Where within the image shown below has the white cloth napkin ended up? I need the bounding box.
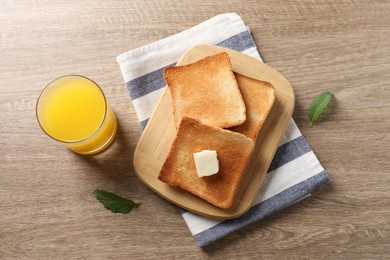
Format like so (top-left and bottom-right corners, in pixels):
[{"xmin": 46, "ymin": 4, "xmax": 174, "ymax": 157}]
[{"xmin": 116, "ymin": 13, "xmax": 329, "ymax": 247}]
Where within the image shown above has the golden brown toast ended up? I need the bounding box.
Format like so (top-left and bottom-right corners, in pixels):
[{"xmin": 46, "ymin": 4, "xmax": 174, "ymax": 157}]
[
  {"xmin": 229, "ymin": 73, "xmax": 275, "ymax": 141},
  {"xmin": 163, "ymin": 52, "xmax": 246, "ymax": 129},
  {"xmin": 158, "ymin": 117, "xmax": 255, "ymax": 209}
]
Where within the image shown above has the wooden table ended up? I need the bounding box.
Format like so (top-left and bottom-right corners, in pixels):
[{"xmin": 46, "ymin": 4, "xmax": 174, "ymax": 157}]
[{"xmin": 1, "ymin": 1, "xmax": 389, "ymax": 259}]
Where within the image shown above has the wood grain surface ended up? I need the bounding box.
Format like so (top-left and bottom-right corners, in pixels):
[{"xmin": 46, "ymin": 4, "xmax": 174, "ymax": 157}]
[{"xmin": 1, "ymin": 0, "xmax": 389, "ymax": 259}]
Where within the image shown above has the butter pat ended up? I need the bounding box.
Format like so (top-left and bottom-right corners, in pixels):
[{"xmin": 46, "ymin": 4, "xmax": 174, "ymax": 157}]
[{"xmin": 193, "ymin": 150, "xmax": 219, "ymax": 177}]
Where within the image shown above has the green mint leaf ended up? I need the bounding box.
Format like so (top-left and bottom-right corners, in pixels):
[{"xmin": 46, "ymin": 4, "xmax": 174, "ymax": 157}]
[
  {"xmin": 308, "ymin": 91, "xmax": 333, "ymax": 127},
  {"xmin": 93, "ymin": 189, "xmax": 141, "ymax": 214}
]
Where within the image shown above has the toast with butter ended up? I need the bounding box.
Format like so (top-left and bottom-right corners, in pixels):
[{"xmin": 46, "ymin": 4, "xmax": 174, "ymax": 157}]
[
  {"xmin": 163, "ymin": 52, "xmax": 246, "ymax": 129},
  {"xmin": 158, "ymin": 117, "xmax": 255, "ymax": 209},
  {"xmin": 229, "ymin": 73, "xmax": 275, "ymax": 141}
]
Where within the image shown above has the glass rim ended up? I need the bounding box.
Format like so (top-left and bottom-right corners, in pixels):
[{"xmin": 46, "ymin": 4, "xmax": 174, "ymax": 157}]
[{"xmin": 36, "ymin": 74, "xmax": 108, "ymax": 144}]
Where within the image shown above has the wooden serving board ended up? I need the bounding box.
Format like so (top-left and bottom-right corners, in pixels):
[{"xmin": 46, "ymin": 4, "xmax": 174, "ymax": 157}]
[{"xmin": 133, "ymin": 45, "xmax": 295, "ymax": 219}]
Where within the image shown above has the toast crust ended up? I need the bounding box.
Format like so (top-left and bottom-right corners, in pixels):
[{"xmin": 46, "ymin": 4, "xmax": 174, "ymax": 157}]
[
  {"xmin": 158, "ymin": 117, "xmax": 255, "ymax": 209},
  {"xmin": 229, "ymin": 73, "xmax": 275, "ymax": 140},
  {"xmin": 164, "ymin": 52, "xmax": 246, "ymax": 129}
]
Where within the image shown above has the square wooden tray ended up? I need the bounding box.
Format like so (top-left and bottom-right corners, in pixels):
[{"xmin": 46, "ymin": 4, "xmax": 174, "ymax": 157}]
[{"xmin": 133, "ymin": 45, "xmax": 295, "ymax": 219}]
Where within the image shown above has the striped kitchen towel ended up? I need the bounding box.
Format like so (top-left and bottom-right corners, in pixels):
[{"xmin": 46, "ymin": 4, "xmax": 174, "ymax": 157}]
[{"xmin": 116, "ymin": 13, "xmax": 329, "ymax": 247}]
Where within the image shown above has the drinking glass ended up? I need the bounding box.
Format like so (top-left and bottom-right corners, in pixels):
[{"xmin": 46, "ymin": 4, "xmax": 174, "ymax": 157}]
[{"xmin": 36, "ymin": 75, "xmax": 117, "ymax": 155}]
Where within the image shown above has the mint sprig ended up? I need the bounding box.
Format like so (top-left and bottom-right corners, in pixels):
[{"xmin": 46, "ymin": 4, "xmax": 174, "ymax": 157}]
[
  {"xmin": 93, "ymin": 189, "xmax": 141, "ymax": 214},
  {"xmin": 308, "ymin": 91, "xmax": 333, "ymax": 127}
]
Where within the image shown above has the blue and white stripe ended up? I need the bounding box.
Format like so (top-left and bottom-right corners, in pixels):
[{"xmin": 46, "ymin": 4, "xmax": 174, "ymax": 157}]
[{"xmin": 117, "ymin": 13, "xmax": 329, "ymax": 247}]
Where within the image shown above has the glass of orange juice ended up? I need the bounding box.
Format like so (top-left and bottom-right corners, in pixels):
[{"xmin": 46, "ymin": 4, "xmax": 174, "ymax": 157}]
[{"xmin": 36, "ymin": 75, "xmax": 117, "ymax": 155}]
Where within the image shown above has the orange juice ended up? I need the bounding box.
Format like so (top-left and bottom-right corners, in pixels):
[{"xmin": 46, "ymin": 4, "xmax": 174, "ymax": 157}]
[{"xmin": 36, "ymin": 75, "xmax": 117, "ymax": 155}]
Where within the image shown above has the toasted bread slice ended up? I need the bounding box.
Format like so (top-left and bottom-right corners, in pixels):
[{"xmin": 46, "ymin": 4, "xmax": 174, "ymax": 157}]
[
  {"xmin": 158, "ymin": 117, "xmax": 255, "ymax": 209},
  {"xmin": 164, "ymin": 52, "xmax": 246, "ymax": 129},
  {"xmin": 229, "ymin": 73, "xmax": 275, "ymax": 141}
]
